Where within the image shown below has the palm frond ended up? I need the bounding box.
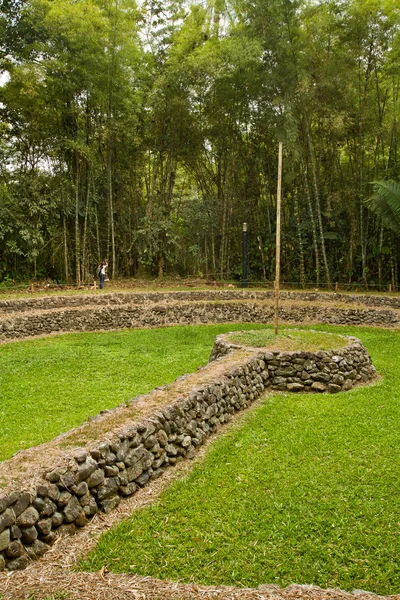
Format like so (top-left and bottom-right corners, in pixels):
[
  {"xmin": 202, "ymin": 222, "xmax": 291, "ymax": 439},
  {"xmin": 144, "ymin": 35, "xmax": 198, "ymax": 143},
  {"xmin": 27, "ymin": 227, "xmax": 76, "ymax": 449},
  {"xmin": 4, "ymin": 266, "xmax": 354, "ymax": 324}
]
[{"xmin": 365, "ymin": 180, "xmax": 400, "ymax": 236}]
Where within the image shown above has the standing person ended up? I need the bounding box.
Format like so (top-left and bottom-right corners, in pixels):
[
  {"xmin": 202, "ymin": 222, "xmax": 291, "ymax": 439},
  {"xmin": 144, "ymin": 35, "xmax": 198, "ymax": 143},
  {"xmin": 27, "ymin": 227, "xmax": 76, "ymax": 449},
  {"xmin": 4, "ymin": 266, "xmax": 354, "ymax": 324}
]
[{"xmin": 99, "ymin": 259, "xmax": 108, "ymax": 289}]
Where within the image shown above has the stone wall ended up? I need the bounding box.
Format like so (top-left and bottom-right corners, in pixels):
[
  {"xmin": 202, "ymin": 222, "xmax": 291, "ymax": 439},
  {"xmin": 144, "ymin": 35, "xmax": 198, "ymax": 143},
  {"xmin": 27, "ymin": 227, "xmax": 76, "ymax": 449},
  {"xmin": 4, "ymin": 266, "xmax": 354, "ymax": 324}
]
[
  {"xmin": 0, "ymin": 334, "xmax": 375, "ymax": 572},
  {"xmin": 0, "ymin": 298, "xmax": 399, "ymax": 341},
  {"xmin": 210, "ymin": 333, "xmax": 375, "ymax": 394},
  {"xmin": 1, "ymin": 289, "xmax": 400, "ymax": 316}
]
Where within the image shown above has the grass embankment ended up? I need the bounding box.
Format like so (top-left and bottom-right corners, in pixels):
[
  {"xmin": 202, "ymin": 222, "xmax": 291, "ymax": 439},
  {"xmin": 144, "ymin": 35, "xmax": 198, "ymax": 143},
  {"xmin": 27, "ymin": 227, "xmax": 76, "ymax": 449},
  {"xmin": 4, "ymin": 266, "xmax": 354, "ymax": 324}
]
[
  {"xmin": 0, "ymin": 323, "xmax": 267, "ymax": 462},
  {"xmin": 227, "ymin": 328, "xmax": 347, "ymax": 351},
  {"xmin": 81, "ymin": 326, "xmax": 400, "ymax": 595}
]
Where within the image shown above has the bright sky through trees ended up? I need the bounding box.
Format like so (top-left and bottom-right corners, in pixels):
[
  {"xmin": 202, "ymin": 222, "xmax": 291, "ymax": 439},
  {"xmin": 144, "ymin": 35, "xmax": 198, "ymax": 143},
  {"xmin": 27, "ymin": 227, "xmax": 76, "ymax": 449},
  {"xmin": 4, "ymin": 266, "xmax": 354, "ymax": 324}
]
[{"xmin": 0, "ymin": 0, "xmax": 399, "ymax": 287}]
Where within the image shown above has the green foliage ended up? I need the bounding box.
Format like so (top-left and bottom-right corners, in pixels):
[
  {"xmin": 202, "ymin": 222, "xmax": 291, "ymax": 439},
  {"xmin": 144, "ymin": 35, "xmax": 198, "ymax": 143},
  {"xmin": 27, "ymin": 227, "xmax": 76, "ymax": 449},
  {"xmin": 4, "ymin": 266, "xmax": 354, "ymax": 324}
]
[
  {"xmin": 82, "ymin": 325, "xmax": 400, "ymax": 595},
  {"xmin": 1, "ymin": 0, "xmax": 400, "ymax": 284},
  {"xmin": 366, "ymin": 180, "xmax": 400, "ymax": 236}
]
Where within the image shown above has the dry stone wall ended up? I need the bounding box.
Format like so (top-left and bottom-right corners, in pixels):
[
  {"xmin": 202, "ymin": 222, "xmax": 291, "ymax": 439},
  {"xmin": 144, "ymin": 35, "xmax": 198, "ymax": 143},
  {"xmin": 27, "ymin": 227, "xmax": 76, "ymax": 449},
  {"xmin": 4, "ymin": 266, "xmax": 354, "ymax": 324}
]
[
  {"xmin": 1, "ymin": 289, "xmax": 400, "ymax": 315},
  {"xmin": 0, "ymin": 331, "xmax": 375, "ymax": 572},
  {"xmin": 0, "ymin": 296, "xmax": 399, "ymax": 341},
  {"xmin": 210, "ymin": 333, "xmax": 375, "ymax": 394}
]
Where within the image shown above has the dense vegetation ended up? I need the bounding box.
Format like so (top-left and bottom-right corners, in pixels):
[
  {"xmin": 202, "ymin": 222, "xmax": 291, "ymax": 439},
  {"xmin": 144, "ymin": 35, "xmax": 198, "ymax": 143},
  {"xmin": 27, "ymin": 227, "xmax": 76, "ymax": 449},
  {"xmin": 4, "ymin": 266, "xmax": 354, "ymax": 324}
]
[
  {"xmin": 1, "ymin": 0, "xmax": 400, "ymax": 287},
  {"xmin": 82, "ymin": 325, "xmax": 400, "ymax": 595}
]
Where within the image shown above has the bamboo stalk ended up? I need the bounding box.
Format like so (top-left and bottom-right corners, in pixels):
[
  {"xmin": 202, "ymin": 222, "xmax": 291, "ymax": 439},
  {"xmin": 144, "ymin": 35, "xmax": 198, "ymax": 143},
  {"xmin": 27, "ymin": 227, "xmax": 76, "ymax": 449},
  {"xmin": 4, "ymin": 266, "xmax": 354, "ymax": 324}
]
[{"xmin": 274, "ymin": 142, "xmax": 283, "ymax": 335}]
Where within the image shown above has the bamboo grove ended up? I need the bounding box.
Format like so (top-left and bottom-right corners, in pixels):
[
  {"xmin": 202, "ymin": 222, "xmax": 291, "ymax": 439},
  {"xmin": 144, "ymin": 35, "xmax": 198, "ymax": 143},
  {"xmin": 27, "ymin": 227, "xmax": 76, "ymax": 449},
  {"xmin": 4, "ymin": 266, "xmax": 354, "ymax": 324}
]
[{"xmin": 0, "ymin": 0, "xmax": 400, "ymax": 287}]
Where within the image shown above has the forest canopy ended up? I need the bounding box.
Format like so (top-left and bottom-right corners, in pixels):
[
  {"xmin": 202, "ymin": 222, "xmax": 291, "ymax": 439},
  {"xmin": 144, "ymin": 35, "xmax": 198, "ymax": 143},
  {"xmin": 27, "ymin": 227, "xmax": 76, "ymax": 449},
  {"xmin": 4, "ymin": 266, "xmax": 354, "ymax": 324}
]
[{"xmin": 0, "ymin": 0, "xmax": 399, "ymax": 287}]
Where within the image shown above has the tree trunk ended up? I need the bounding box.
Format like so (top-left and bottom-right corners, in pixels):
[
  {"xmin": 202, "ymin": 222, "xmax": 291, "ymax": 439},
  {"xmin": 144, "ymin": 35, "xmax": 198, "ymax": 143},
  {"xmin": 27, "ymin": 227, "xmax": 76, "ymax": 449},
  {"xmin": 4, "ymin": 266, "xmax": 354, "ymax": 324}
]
[
  {"xmin": 63, "ymin": 214, "xmax": 69, "ymax": 284},
  {"xmin": 108, "ymin": 152, "xmax": 116, "ymax": 279},
  {"xmin": 106, "ymin": 0, "xmax": 118, "ymax": 279},
  {"xmin": 212, "ymin": 233, "xmax": 216, "ymax": 277},
  {"xmin": 95, "ymin": 205, "xmax": 101, "ymax": 266},
  {"xmin": 205, "ymin": 239, "xmax": 209, "ymax": 278},
  {"xmin": 302, "ymin": 163, "xmax": 320, "ymax": 287},
  {"xmin": 257, "ymin": 235, "xmax": 267, "ymax": 281},
  {"xmin": 82, "ymin": 173, "xmax": 90, "ymax": 283},
  {"xmin": 304, "ymin": 119, "xmax": 331, "ymax": 286},
  {"xmin": 294, "ymin": 192, "xmax": 305, "ymax": 288},
  {"xmin": 75, "ymin": 166, "xmax": 81, "ymax": 286},
  {"xmin": 378, "ymin": 222, "xmax": 384, "ymax": 290}
]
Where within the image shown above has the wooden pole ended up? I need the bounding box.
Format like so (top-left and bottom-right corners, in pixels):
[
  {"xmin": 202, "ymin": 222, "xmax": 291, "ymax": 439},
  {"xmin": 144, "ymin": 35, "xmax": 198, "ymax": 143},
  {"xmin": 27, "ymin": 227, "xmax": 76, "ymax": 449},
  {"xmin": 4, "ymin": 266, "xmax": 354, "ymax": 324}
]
[{"xmin": 274, "ymin": 142, "xmax": 283, "ymax": 335}]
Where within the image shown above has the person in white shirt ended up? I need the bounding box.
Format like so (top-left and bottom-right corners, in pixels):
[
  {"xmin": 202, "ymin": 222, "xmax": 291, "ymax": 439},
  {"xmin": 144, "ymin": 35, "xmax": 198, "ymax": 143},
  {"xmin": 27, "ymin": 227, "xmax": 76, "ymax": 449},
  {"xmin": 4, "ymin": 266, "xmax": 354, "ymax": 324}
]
[{"xmin": 99, "ymin": 259, "xmax": 108, "ymax": 289}]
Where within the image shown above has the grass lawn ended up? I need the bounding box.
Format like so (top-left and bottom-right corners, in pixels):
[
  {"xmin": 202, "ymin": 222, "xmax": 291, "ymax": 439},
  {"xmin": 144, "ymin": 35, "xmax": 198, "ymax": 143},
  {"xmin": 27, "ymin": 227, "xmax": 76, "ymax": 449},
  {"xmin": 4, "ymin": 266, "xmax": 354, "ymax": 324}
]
[
  {"xmin": 0, "ymin": 323, "xmax": 268, "ymax": 461},
  {"xmin": 226, "ymin": 328, "xmax": 348, "ymax": 351},
  {"xmin": 81, "ymin": 325, "xmax": 400, "ymax": 596}
]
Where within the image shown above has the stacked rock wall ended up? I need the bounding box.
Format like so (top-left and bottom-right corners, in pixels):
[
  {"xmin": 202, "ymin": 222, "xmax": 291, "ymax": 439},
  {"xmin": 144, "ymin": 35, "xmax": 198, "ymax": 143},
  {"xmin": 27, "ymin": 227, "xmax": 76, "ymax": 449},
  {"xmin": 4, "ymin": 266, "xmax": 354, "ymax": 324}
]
[
  {"xmin": 210, "ymin": 334, "xmax": 375, "ymax": 394},
  {"xmin": 0, "ymin": 297, "xmax": 399, "ymax": 341},
  {"xmin": 1, "ymin": 289, "xmax": 400, "ymax": 314},
  {"xmin": 0, "ymin": 334, "xmax": 375, "ymax": 572}
]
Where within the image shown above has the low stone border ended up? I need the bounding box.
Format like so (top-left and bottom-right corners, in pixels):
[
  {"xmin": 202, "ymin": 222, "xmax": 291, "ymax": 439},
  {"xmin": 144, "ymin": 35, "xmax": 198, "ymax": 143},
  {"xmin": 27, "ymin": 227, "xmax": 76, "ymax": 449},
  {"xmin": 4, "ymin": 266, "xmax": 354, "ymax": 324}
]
[
  {"xmin": 1, "ymin": 289, "xmax": 400, "ymax": 315},
  {"xmin": 0, "ymin": 332, "xmax": 375, "ymax": 573},
  {"xmin": 210, "ymin": 332, "xmax": 376, "ymax": 394},
  {"xmin": 0, "ymin": 297, "xmax": 399, "ymax": 341}
]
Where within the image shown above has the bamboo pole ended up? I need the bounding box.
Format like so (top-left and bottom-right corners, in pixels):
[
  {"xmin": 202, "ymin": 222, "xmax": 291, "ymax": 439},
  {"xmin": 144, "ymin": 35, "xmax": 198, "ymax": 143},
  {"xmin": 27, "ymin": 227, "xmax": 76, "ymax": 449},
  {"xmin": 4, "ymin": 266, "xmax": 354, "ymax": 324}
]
[{"xmin": 274, "ymin": 142, "xmax": 283, "ymax": 335}]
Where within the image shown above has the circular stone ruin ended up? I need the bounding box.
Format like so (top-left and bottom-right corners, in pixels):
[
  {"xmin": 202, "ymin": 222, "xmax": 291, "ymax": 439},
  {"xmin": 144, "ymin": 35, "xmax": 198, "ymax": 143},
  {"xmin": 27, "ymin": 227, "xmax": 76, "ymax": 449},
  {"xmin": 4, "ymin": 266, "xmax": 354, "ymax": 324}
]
[
  {"xmin": 209, "ymin": 329, "xmax": 376, "ymax": 394},
  {"xmin": 0, "ymin": 328, "xmax": 377, "ymax": 576}
]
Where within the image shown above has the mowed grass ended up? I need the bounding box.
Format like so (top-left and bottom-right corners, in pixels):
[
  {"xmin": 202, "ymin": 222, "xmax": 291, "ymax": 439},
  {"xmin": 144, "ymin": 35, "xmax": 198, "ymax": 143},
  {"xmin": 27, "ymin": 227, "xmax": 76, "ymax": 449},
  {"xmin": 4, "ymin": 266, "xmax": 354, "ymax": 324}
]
[
  {"xmin": 227, "ymin": 328, "xmax": 347, "ymax": 351},
  {"xmin": 81, "ymin": 325, "xmax": 400, "ymax": 595},
  {"xmin": 0, "ymin": 323, "xmax": 269, "ymax": 461}
]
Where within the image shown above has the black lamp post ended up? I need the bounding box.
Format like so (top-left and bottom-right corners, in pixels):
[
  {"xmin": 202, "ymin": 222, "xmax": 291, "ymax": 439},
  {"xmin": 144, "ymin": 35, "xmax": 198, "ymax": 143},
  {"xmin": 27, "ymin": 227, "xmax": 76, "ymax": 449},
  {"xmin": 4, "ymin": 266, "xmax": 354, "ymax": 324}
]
[{"xmin": 242, "ymin": 222, "xmax": 248, "ymax": 288}]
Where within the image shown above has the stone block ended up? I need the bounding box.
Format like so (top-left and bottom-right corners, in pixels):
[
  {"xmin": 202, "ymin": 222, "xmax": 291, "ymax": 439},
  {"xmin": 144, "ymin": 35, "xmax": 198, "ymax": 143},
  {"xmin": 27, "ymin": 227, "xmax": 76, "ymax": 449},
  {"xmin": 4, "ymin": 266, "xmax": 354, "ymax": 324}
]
[
  {"xmin": 5, "ymin": 540, "xmax": 24, "ymax": 559},
  {"xmin": 52, "ymin": 512, "xmax": 64, "ymax": 528},
  {"xmin": 104, "ymin": 465, "xmax": 119, "ymax": 477},
  {"xmin": 0, "ymin": 509, "xmax": 15, "ymax": 534},
  {"xmin": 59, "ymin": 471, "xmax": 76, "ymax": 490},
  {"xmin": 87, "ymin": 469, "xmax": 105, "ymax": 488},
  {"xmin": 156, "ymin": 429, "xmax": 168, "ymax": 447},
  {"xmin": 135, "ymin": 471, "xmax": 151, "ymax": 487},
  {"xmin": 39, "ymin": 499, "xmax": 57, "ymax": 518},
  {"xmin": 10, "ymin": 525, "xmax": 21, "ymax": 540},
  {"xmin": 0, "ymin": 529, "xmax": 10, "ymax": 552},
  {"xmin": 0, "ymin": 492, "xmax": 19, "ymax": 514},
  {"xmin": 311, "ymin": 372, "xmax": 331, "ymax": 383},
  {"xmin": 96, "ymin": 477, "xmax": 119, "ymax": 501},
  {"xmin": 343, "ymin": 379, "xmax": 353, "ymax": 391},
  {"xmin": 287, "ymin": 383, "xmax": 305, "ymax": 392},
  {"xmin": 77, "ymin": 458, "xmax": 98, "ymax": 483},
  {"xmin": 28, "ymin": 540, "xmax": 49, "ymax": 557},
  {"xmin": 6, "ymin": 555, "xmax": 29, "ymax": 571},
  {"xmin": 119, "ymin": 482, "xmax": 137, "ymax": 497},
  {"xmin": 45, "ymin": 470, "xmax": 61, "ymax": 484},
  {"xmin": 63, "ymin": 497, "xmax": 82, "ymax": 523},
  {"xmin": 21, "ymin": 526, "xmax": 38, "ymax": 545},
  {"xmin": 124, "ymin": 462, "xmax": 143, "ymax": 483},
  {"xmin": 17, "ymin": 507, "xmax": 39, "ymax": 528},
  {"xmin": 57, "ymin": 524, "xmax": 76, "ymax": 537},
  {"xmin": 12, "ymin": 493, "xmax": 31, "ymax": 517},
  {"xmin": 311, "ymin": 382, "xmax": 327, "ymax": 393},
  {"xmin": 37, "ymin": 519, "xmax": 52, "ymax": 536},
  {"xmin": 74, "ymin": 511, "xmax": 88, "ymax": 528},
  {"xmin": 83, "ymin": 498, "xmax": 98, "ymax": 516},
  {"xmin": 99, "ymin": 496, "xmax": 120, "ymax": 514},
  {"xmin": 71, "ymin": 482, "xmax": 88, "ymax": 497},
  {"xmin": 328, "ymin": 384, "xmax": 341, "ymax": 394}
]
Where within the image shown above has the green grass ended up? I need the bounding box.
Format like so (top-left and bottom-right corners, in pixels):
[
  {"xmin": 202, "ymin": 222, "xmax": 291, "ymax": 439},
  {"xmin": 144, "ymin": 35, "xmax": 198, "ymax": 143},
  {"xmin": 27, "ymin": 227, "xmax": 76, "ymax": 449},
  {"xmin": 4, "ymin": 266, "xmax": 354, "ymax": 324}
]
[
  {"xmin": 227, "ymin": 328, "xmax": 347, "ymax": 351},
  {"xmin": 0, "ymin": 323, "xmax": 267, "ymax": 461},
  {"xmin": 81, "ymin": 325, "xmax": 400, "ymax": 596}
]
